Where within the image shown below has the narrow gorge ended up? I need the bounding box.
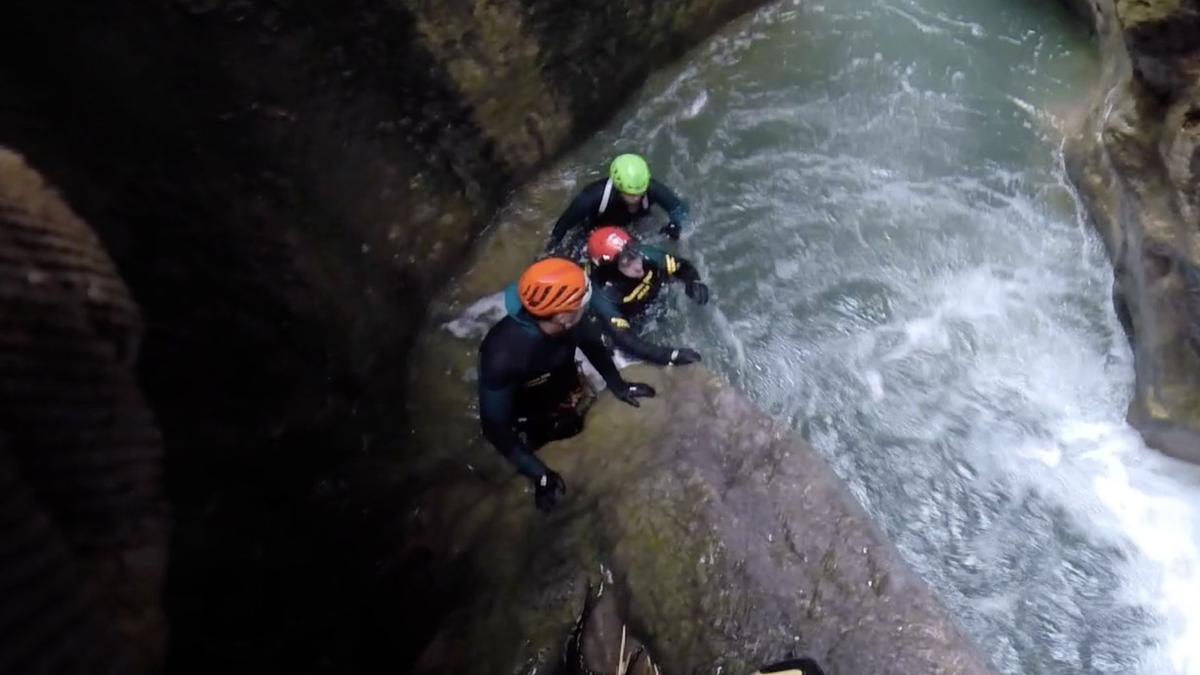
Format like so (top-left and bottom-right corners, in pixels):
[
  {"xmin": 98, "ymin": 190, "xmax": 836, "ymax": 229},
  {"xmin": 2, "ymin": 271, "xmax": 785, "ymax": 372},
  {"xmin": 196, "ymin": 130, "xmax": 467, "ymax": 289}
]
[{"xmin": 2, "ymin": 1, "xmax": 1199, "ymax": 674}]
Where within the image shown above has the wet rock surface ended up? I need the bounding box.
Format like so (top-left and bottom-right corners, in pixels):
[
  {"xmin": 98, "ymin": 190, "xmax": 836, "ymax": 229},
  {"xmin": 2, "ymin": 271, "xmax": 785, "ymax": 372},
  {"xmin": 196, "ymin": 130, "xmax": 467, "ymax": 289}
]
[
  {"xmin": 407, "ymin": 365, "xmax": 995, "ymax": 675},
  {"xmin": 1062, "ymin": 0, "xmax": 1200, "ymax": 460},
  {"xmin": 0, "ymin": 1, "xmax": 766, "ymax": 672}
]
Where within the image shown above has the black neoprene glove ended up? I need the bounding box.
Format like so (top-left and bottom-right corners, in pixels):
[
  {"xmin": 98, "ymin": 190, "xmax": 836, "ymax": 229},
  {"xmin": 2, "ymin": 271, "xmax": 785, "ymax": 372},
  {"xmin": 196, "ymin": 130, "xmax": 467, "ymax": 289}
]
[
  {"xmin": 670, "ymin": 348, "xmax": 702, "ymax": 365},
  {"xmin": 685, "ymin": 281, "xmax": 709, "ymax": 305},
  {"xmin": 755, "ymin": 657, "xmax": 827, "ymax": 675},
  {"xmin": 534, "ymin": 470, "xmax": 566, "ymax": 512},
  {"xmin": 546, "ymin": 413, "xmax": 584, "ymax": 440},
  {"xmin": 612, "ymin": 381, "xmax": 656, "ymax": 407},
  {"xmin": 660, "ymin": 221, "xmax": 681, "ymax": 240}
]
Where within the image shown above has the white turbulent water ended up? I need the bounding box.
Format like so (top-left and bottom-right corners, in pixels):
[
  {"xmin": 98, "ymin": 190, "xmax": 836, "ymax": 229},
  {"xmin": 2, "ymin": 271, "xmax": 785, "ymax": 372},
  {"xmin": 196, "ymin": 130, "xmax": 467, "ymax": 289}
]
[{"xmin": 458, "ymin": 0, "xmax": 1200, "ymax": 671}]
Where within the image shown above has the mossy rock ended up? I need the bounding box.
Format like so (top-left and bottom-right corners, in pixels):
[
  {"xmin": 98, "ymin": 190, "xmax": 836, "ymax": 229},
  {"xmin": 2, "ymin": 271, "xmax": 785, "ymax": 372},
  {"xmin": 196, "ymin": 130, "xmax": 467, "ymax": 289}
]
[
  {"xmin": 412, "ymin": 366, "xmax": 994, "ymax": 674},
  {"xmin": 1115, "ymin": 0, "xmax": 1188, "ymax": 26}
]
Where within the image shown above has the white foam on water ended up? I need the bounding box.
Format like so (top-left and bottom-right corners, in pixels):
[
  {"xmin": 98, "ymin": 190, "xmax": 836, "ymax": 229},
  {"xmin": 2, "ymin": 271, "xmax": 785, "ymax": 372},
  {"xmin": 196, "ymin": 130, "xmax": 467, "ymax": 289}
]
[
  {"xmin": 890, "ymin": 248, "xmax": 1200, "ymax": 674},
  {"xmin": 442, "ymin": 291, "xmax": 507, "ymax": 339},
  {"xmin": 994, "ymin": 416, "xmax": 1200, "ymax": 674},
  {"xmin": 682, "ymin": 90, "xmax": 709, "ymax": 120},
  {"xmin": 881, "ymin": 3, "xmax": 946, "ymax": 35},
  {"xmin": 1080, "ymin": 426, "xmax": 1200, "ymax": 674}
]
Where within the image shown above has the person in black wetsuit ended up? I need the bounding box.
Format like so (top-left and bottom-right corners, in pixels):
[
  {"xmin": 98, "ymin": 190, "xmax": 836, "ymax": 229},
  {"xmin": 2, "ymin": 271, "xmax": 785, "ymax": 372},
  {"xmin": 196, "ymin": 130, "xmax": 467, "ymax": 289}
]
[
  {"xmin": 586, "ymin": 225, "xmax": 709, "ymax": 366},
  {"xmin": 478, "ymin": 258, "xmax": 656, "ymax": 512},
  {"xmin": 546, "ymin": 153, "xmax": 689, "ymax": 254}
]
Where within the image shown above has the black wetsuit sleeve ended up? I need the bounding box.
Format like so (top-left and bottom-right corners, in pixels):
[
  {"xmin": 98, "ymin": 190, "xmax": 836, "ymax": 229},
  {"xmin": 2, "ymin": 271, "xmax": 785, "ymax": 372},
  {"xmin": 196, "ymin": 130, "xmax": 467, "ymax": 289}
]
[
  {"xmin": 647, "ymin": 178, "xmax": 688, "ymax": 226},
  {"xmin": 642, "ymin": 245, "xmax": 701, "ymax": 284},
  {"xmin": 590, "ymin": 293, "xmax": 678, "ymax": 366},
  {"xmin": 576, "ymin": 312, "xmax": 627, "ymax": 390},
  {"xmin": 478, "ymin": 337, "xmax": 549, "ymax": 481},
  {"xmin": 607, "ymin": 324, "xmax": 679, "ymax": 365},
  {"xmin": 671, "ymin": 254, "xmax": 701, "ymax": 283},
  {"xmin": 549, "ymin": 181, "xmax": 604, "ymax": 247}
]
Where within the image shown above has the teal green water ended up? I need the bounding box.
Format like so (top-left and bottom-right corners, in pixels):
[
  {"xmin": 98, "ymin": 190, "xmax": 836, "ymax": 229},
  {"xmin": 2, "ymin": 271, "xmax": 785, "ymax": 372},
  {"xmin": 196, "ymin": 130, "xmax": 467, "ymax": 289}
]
[{"xmin": 439, "ymin": 1, "xmax": 1200, "ymax": 672}]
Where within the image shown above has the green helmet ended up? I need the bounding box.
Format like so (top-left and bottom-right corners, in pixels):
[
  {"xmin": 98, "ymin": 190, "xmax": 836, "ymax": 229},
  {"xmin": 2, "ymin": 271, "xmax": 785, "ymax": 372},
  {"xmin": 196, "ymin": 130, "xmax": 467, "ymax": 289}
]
[{"xmin": 609, "ymin": 153, "xmax": 650, "ymax": 195}]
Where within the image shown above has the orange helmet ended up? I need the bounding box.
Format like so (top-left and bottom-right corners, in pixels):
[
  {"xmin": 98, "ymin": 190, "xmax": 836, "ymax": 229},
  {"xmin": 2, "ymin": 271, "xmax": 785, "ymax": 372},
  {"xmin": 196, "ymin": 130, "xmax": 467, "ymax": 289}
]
[
  {"xmin": 587, "ymin": 226, "xmax": 632, "ymax": 265},
  {"xmin": 518, "ymin": 258, "xmax": 591, "ymax": 317}
]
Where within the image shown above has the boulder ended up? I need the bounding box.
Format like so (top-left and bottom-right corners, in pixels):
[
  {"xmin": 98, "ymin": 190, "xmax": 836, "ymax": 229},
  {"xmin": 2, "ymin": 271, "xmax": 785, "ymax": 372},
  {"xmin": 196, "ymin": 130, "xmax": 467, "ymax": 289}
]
[
  {"xmin": 1062, "ymin": 0, "xmax": 1200, "ymax": 460},
  {"xmin": 407, "ymin": 365, "xmax": 995, "ymax": 674}
]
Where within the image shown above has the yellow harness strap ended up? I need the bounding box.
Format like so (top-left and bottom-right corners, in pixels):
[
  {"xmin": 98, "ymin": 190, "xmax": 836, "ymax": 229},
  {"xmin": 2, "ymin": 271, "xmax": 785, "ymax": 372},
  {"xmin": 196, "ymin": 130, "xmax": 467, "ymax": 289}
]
[{"xmin": 622, "ymin": 270, "xmax": 654, "ymax": 303}]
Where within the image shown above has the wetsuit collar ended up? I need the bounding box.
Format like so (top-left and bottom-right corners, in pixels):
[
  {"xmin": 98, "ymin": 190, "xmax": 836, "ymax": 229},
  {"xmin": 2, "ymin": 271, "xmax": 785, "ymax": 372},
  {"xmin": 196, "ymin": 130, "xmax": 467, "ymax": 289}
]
[{"xmin": 504, "ymin": 283, "xmax": 546, "ymax": 336}]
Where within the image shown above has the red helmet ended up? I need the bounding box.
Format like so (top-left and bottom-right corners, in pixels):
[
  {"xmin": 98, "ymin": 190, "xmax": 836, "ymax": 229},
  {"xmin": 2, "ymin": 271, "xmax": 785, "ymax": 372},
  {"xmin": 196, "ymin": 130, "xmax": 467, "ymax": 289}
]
[
  {"xmin": 518, "ymin": 258, "xmax": 591, "ymax": 317},
  {"xmin": 588, "ymin": 226, "xmax": 633, "ymax": 265}
]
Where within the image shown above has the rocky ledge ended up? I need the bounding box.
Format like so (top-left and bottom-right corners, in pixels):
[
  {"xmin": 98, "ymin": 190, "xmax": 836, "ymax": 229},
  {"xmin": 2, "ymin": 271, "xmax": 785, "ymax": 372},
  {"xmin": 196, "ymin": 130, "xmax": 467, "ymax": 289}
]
[{"xmin": 405, "ymin": 364, "xmax": 995, "ymax": 674}]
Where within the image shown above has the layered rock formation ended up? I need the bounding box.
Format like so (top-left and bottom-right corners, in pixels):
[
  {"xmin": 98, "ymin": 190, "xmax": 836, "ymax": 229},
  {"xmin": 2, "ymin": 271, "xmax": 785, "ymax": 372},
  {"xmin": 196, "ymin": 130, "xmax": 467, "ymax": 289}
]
[
  {"xmin": 0, "ymin": 149, "xmax": 168, "ymax": 674},
  {"xmin": 1062, "ymin": 0, "xmax": 1200, "ymax": 459}
]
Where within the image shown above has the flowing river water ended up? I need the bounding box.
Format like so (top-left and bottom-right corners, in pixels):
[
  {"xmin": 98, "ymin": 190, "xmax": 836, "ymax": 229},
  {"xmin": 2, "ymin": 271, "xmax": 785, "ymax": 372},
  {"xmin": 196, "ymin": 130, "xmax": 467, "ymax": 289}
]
[{"xmin": 420, "ymin": 0, "xmax": 1200, "ymax": 672}]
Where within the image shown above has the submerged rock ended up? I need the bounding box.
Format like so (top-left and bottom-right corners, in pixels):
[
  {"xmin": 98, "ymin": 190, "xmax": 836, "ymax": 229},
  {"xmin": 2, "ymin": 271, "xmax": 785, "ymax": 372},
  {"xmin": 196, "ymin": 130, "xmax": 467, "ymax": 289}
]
[
  {"xmin": 409, "ymin": 365, "xmax": 994, "ymax": 674},
  {"xmin": 1062, "ymin": 0, "xmax": 1200, "ymax": 460}
]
